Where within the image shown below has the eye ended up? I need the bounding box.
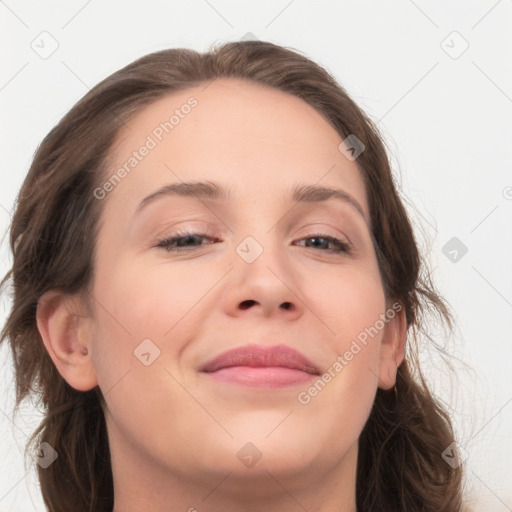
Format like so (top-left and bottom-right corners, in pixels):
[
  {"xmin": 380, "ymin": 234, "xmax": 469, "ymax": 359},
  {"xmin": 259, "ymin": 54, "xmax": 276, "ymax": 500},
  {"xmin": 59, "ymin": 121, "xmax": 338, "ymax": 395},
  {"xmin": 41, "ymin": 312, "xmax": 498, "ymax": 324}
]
[
  {"xmin": 155, "ymin": 230, "xmax": 220, "ymax": 252},
  {"xmin": 293, "ymin": 235, "xmax": 352, "ymax": 255},
  {"xmin": 155, "ymin": 231, "xmax": 352, "ymax": 255}
]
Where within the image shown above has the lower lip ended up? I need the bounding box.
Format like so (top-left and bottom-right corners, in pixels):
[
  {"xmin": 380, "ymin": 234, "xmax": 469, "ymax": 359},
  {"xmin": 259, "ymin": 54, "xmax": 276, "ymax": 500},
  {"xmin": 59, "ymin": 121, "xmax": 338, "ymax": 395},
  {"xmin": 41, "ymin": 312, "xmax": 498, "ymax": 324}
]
[{"xmin": 202, "ymin": 366, "xmax": 317, "ymax": 388}]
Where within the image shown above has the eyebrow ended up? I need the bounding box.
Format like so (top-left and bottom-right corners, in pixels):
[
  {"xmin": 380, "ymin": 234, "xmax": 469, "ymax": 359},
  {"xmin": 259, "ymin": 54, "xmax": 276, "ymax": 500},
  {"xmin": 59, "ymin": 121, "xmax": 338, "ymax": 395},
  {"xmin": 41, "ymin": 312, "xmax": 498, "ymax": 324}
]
[{"xmin": 134, "ymin": 181, "xmax": 367, "ymax": 222}]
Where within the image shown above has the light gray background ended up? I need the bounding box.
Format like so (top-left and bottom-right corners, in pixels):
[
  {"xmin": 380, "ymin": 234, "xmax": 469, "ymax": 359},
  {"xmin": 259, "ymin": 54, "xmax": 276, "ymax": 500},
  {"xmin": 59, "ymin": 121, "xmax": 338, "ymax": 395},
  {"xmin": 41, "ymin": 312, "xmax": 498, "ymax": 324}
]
[{"xmin": 1, "ymin": 1, "xmax": 511, "ymax": 510}]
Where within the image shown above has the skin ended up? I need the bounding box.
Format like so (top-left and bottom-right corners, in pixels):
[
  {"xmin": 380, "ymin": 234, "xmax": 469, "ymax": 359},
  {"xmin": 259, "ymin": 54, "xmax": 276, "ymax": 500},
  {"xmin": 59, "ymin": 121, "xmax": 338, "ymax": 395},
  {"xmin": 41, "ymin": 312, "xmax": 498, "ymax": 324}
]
[{"xmin": 36, "ymin": 78, "xmax": 407, "ymax": 512}]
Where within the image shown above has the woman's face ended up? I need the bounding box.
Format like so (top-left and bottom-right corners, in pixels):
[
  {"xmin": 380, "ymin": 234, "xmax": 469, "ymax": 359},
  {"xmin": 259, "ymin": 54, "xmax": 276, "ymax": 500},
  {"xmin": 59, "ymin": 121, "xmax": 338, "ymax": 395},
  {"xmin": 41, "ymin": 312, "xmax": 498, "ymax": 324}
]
[{"xmin": 51, "ymin": 79, "xmax": 405, "ymax": 495}]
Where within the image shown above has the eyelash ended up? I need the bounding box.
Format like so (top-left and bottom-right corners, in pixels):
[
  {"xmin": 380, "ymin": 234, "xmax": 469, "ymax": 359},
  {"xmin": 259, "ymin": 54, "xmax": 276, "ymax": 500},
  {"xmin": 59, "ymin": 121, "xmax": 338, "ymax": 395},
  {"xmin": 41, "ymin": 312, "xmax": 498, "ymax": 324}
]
[{"xmin": 155, "ymin": 229, "xmax": 352, "ymax": 255}]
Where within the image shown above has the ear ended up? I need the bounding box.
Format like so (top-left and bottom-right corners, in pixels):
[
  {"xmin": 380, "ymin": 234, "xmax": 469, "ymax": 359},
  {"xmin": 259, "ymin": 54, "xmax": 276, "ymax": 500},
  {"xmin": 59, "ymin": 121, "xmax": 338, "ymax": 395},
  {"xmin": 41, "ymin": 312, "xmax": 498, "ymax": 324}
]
[
  {"xmin": 377, "ymin": 302, "xmax": 407, "ymax": 390},
  {"xmin": 36, "ymin": 289, "xmax": 98, "ymax": 392}
]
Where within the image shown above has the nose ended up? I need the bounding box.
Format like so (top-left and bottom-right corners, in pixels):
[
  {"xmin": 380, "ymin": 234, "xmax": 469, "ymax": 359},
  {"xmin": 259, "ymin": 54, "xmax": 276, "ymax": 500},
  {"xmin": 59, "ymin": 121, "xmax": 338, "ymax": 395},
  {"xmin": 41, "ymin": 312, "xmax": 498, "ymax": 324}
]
[{"xmin": 221, "ymin": 238, "xmax": 304, "ymax": 321}]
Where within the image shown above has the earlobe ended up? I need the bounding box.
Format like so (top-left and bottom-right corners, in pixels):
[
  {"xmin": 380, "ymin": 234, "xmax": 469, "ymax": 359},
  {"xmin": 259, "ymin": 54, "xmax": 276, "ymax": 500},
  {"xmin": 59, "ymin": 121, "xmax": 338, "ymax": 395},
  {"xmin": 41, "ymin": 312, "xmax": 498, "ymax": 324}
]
[
  {"xmin": 377, "ymin": 303, "xmax": 407, "ymax": 390},
  {"xmin": 36, "ymin": 289, "xmax": 98, "ymax": 392}
]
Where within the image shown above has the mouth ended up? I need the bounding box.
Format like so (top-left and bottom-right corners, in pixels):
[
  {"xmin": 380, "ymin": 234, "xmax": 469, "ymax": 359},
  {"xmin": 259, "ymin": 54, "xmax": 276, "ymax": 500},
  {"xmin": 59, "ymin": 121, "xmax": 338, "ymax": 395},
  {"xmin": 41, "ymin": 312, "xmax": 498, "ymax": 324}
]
[{"xmin": 199, "ymin": 344, "xmax": 321, "ymax": 388}]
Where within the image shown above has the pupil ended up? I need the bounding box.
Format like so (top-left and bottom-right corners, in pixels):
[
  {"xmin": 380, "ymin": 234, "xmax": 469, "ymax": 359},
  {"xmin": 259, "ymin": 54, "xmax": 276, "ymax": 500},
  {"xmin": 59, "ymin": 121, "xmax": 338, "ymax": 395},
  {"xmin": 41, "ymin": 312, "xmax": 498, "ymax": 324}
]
[
  {"xmin": 179, "ymin": 235, "xmax": 198, "ymax": 246},
  {"xmin": 310, "ymin": 237, "xmax": 326, "ymax": 248}
]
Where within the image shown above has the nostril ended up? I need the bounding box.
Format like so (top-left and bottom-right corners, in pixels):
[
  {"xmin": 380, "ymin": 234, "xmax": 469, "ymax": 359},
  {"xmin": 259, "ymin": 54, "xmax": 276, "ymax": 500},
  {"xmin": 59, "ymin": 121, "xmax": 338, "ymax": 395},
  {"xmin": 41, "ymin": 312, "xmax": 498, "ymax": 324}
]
[
  {"xmin": 240, "ymin": 300, "xmax": 257, "ymax": 310},
  {"xmin": 280, "ymin": 302, "xmax": 293, "ymax": 310}
]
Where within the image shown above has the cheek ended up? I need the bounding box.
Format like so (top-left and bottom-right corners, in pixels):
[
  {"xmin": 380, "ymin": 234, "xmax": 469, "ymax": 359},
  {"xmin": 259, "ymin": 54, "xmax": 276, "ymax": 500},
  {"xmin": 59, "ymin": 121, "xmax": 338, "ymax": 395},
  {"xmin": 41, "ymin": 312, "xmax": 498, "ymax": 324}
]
[
  {"xmin": 89, "ymin": 258, "xmax": 220, "ymax": 388},
  {"xmin": 88, "ymin": 262, "xmax": 198, "ymax": 442},
  {"xmin": 94, "ymin": 257, "xmax": 215, "ymax": 336},
  {"xmin": 304, "ymin": 262, "xmax": 386, "ymax": 343},
  {"xmin": 301, "ymin": 263, "xmax": 385, "ymax": 401},
  {"xmin": 88, "ymin": 258, "xmax": 225, "ymax": 470}
]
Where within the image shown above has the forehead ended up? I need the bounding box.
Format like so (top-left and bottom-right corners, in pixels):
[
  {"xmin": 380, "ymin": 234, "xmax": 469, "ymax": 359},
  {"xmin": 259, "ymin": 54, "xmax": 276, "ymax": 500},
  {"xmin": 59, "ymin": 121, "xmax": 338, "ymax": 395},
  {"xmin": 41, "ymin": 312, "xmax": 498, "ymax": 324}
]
[{"xmin": 102, "ymin": 77, "xmax": 368, "ymax": 217}]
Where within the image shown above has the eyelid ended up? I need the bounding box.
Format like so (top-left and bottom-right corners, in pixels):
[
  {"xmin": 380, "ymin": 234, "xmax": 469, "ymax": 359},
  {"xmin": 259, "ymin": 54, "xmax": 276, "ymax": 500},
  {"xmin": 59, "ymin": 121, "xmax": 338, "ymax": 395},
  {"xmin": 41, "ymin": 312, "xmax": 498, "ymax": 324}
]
[
  {"xmin": 294, "ymin": 222, "xmax": 353, "ymax": 245},
  {"xmin": 155, "ymin": 222, "xmax": 351, "ymax": 244},
  {"xmin": 154, "ymin": 221, "xmax": 218, "ymax": 239}
]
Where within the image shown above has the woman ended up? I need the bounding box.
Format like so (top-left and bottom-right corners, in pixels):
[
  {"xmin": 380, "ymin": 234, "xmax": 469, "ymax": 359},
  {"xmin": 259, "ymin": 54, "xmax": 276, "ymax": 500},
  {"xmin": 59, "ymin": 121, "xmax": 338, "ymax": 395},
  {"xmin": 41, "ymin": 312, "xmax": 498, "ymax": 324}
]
[{"xmin": 0, "ymin": 40, "xmax": 464, "ymax": 511}]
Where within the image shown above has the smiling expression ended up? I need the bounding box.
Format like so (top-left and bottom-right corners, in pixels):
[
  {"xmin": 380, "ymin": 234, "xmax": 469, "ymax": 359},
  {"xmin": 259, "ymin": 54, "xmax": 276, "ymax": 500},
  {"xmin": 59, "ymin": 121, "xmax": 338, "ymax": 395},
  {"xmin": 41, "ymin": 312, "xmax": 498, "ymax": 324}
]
[{"xmin": 69, "ymin": 77, "xmax": 403, "ymax": 492}]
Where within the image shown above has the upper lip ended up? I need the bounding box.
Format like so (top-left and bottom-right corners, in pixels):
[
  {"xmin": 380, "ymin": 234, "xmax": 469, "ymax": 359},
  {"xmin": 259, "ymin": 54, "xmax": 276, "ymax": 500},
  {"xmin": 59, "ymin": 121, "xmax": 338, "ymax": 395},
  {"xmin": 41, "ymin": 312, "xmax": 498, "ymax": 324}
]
[{"xmin": 199, "ymin": 344, "xmax": 320, "ymax": 375}]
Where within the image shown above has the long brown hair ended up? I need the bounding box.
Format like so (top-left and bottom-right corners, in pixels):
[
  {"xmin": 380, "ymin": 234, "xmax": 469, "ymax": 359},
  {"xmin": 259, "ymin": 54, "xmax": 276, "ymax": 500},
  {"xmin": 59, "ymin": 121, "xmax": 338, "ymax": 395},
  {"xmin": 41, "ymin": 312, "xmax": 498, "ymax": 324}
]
[{"xmin": 0, "ymin": 40, "xmax": 464, "ymax": 511}]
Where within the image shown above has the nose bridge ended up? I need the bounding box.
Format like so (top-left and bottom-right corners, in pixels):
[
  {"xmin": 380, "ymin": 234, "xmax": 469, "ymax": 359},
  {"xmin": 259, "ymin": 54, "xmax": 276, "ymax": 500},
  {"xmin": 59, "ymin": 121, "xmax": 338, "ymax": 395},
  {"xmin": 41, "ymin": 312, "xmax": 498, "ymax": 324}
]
[
  {"xmin": 235, "ymin": 232, "xmax": 288, "ymax": 287},
  {"xmin": 222, "ymin": 230, "xmax": 302, "ymax": 318}
]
